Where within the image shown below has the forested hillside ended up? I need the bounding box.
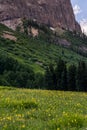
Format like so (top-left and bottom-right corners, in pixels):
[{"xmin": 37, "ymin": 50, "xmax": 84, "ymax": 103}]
[{"xmin": 0, "ymin": 23, "xmax": 87, "ymax": 91}]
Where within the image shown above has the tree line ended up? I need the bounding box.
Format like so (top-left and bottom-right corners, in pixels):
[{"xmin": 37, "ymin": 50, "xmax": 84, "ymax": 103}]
[
  {"xmin": 0, "ymin": 54, "xmax": 87, "ymax": 91},
  {"xmin": 45, "ymin": 59, "xmax": 87, "ymax": 91}
]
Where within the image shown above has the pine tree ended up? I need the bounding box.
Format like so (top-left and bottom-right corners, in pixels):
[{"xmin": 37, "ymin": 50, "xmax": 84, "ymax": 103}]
[
  {"xmin": 55, "ymin": 59, "xmax": 67, "ymax": 90},
  {"xmin": 68, "ymin": 65, "xmax": 76, "ymax": 91},
  {"xmin": 45, "ymin": 64, "xmax": 55, "ymax": 90},
  {"xmin": 77, "ymin": 61, "xmax": 87, "ymax": 91},
  {"xmin": 61, "ymin": 63, "xmax": 68, "ymax": 91},
  {"xmin": 49, "ymin": 64, "xmax": 57, "ymax": 89}
]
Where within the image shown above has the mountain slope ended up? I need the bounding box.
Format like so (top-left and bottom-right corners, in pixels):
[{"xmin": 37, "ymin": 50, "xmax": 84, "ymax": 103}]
[
  {"xmin": 0, "ymin": 23, "xmax": 87, "ymax": 88},
  {"xmin": 0, "ymin": 23, "xmax": 87, "ymax": 73}
]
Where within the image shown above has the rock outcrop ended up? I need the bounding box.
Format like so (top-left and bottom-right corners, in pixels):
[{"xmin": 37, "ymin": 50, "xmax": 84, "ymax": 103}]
[{"xmin": 0, "ymin": 0, "xmax": 81, "ymax": 32}]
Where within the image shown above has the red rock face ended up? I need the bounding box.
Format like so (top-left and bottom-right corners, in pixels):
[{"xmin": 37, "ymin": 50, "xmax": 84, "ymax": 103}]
[{"xmin": 0, "ymin": 0, "xmax": 81, "ymax": 32}]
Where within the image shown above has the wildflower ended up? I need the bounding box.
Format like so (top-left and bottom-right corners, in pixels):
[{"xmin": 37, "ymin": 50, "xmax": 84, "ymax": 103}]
[
  {"xmin": 7, "ymin": 116, "xmax": 12, "ymax": 121},
  {"xmin": 21, "ymin": 124, "xmax": 25, "ymax": 128}
]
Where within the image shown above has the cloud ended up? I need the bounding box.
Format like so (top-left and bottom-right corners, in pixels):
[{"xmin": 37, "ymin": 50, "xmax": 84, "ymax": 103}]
[
  {"xmin": 80, "ymin": 19, "xmax": 87, "ymax": 35},
  {"xmin": 73, "ymin": 4, "xmax": 82, "ymax": 15}
]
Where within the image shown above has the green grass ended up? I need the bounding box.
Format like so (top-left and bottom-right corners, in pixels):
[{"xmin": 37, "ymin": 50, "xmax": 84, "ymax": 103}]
[{"xmin": 0, "ymin": 86, "xmax": 87, "ymax": 130}]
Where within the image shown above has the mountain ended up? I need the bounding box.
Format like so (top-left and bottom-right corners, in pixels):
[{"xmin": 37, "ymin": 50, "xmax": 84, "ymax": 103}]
[
  {"xmin": 0, "ymin": 0, "xmax": 87, "ymax": 88},
  {"xmin": 0, "ymin": 0, "xmax": 81, "ymax": 33}
]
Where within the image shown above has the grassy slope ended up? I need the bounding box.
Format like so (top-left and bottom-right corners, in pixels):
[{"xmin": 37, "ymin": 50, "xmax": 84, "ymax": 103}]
[
  {"xmin": 0, "ymin": 23, "xmax": 87, "ymax": 73},
  {"xmin": 0, "ymin": 86, "xmax": 87, "ymax": 130}
]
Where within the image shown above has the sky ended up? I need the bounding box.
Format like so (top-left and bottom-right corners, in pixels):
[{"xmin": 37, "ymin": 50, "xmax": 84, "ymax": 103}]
[{"xmin": 71, "ymin": 0, "xmax": 87, "ymax": 34}]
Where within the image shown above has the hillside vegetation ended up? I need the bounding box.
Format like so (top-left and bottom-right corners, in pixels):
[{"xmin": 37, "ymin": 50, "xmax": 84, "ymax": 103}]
[{"xmin": 0, "ymin": 23, "xmax": 87, "ymax": 89}]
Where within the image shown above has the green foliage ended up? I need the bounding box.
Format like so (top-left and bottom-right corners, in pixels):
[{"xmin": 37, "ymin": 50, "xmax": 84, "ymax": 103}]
[
  {"xmin": 68, "ymin": 65, "xmax": 77, "ymax": 91},
  {"xmin": 63, "ymin": 31, "xmax": 87, "ymax": 46},
  {"xmin": 0, "ymin": 22, "xmax": 87, "ymax": 74},
  {"xmin": 0, "ymin": 23, "xmax": 12, "ymax": 34},
  {"xmin": 34, "ymin": 73, "xmax": 45, "ymax": 89},
  {"xmin": 0, "ymin": 53, "xmax": 35, "ymax": 88},
  {"xmin": 4, "ymin": 100, "xmax": 38, "ymax": 109},
  {"xmin": 77, "ymin": 61, "xmax": 87, "ymax": 91},
  {"xmin": 48, "ymin": 113, "xmax": 85, "ymax": 129},
  {"xmin": 44, "ymin": 59, "xmax": 87, "ymax": 92},
  {"xmin": 62, "ymin": 31, "xmax": 87, "ymax": 57},
  {"xmin": 55, "ymin": 59, "xmax": 67, "ymax": 90},
  {"xmin": 0, "ymin": 23, "xmax": 87, "ymax": 90},
  {"xmin": 45, "ymin": 64, "xmax": 56, "ymax": 90}
]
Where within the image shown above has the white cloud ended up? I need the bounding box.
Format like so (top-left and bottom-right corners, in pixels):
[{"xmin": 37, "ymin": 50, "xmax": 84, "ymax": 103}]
[
  {"xmin": 73, "ymin": 4, "xmax": 82, "ymax": 15},
  {"xmin": 80, "ymin": 19, "xmax": 87, "ymax": 35}
]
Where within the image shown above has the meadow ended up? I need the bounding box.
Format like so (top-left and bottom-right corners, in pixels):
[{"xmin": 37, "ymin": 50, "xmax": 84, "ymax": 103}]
[{"xmin": 0, "ymin": 86, "xmax": 87, "ymax": 130}]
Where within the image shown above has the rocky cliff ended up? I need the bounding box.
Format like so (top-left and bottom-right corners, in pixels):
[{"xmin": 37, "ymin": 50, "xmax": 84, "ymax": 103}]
[{"xmin": 0, "ymin": 0, "xmax": 81, "ymax": 32}]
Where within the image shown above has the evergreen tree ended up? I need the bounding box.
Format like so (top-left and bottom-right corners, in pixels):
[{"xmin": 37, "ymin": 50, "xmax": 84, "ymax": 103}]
[
  {"xmin": 68, "ymin": 65, "xmax": 76, "ymax": 91},
  {"xmin": 77, "ymin": 61, "xmax": 87, "ymax": 91},
  {"xmin": 55, "ymin": 59, "xmax": 67, "ymax": 90},
  {"xmin": 34, "ymin": 73, "xmax": 45, "ymax": 89},
  {"xmin": 49, "ymin": 63, "xmax": 57, "ymax": 89},
  {"xmin": 45, "ymin": 64, "xmax": 55, "ymax": 90},
  {"xmin": 61, "ymin": 63, "xmax": 68, "ymax": 91}
]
